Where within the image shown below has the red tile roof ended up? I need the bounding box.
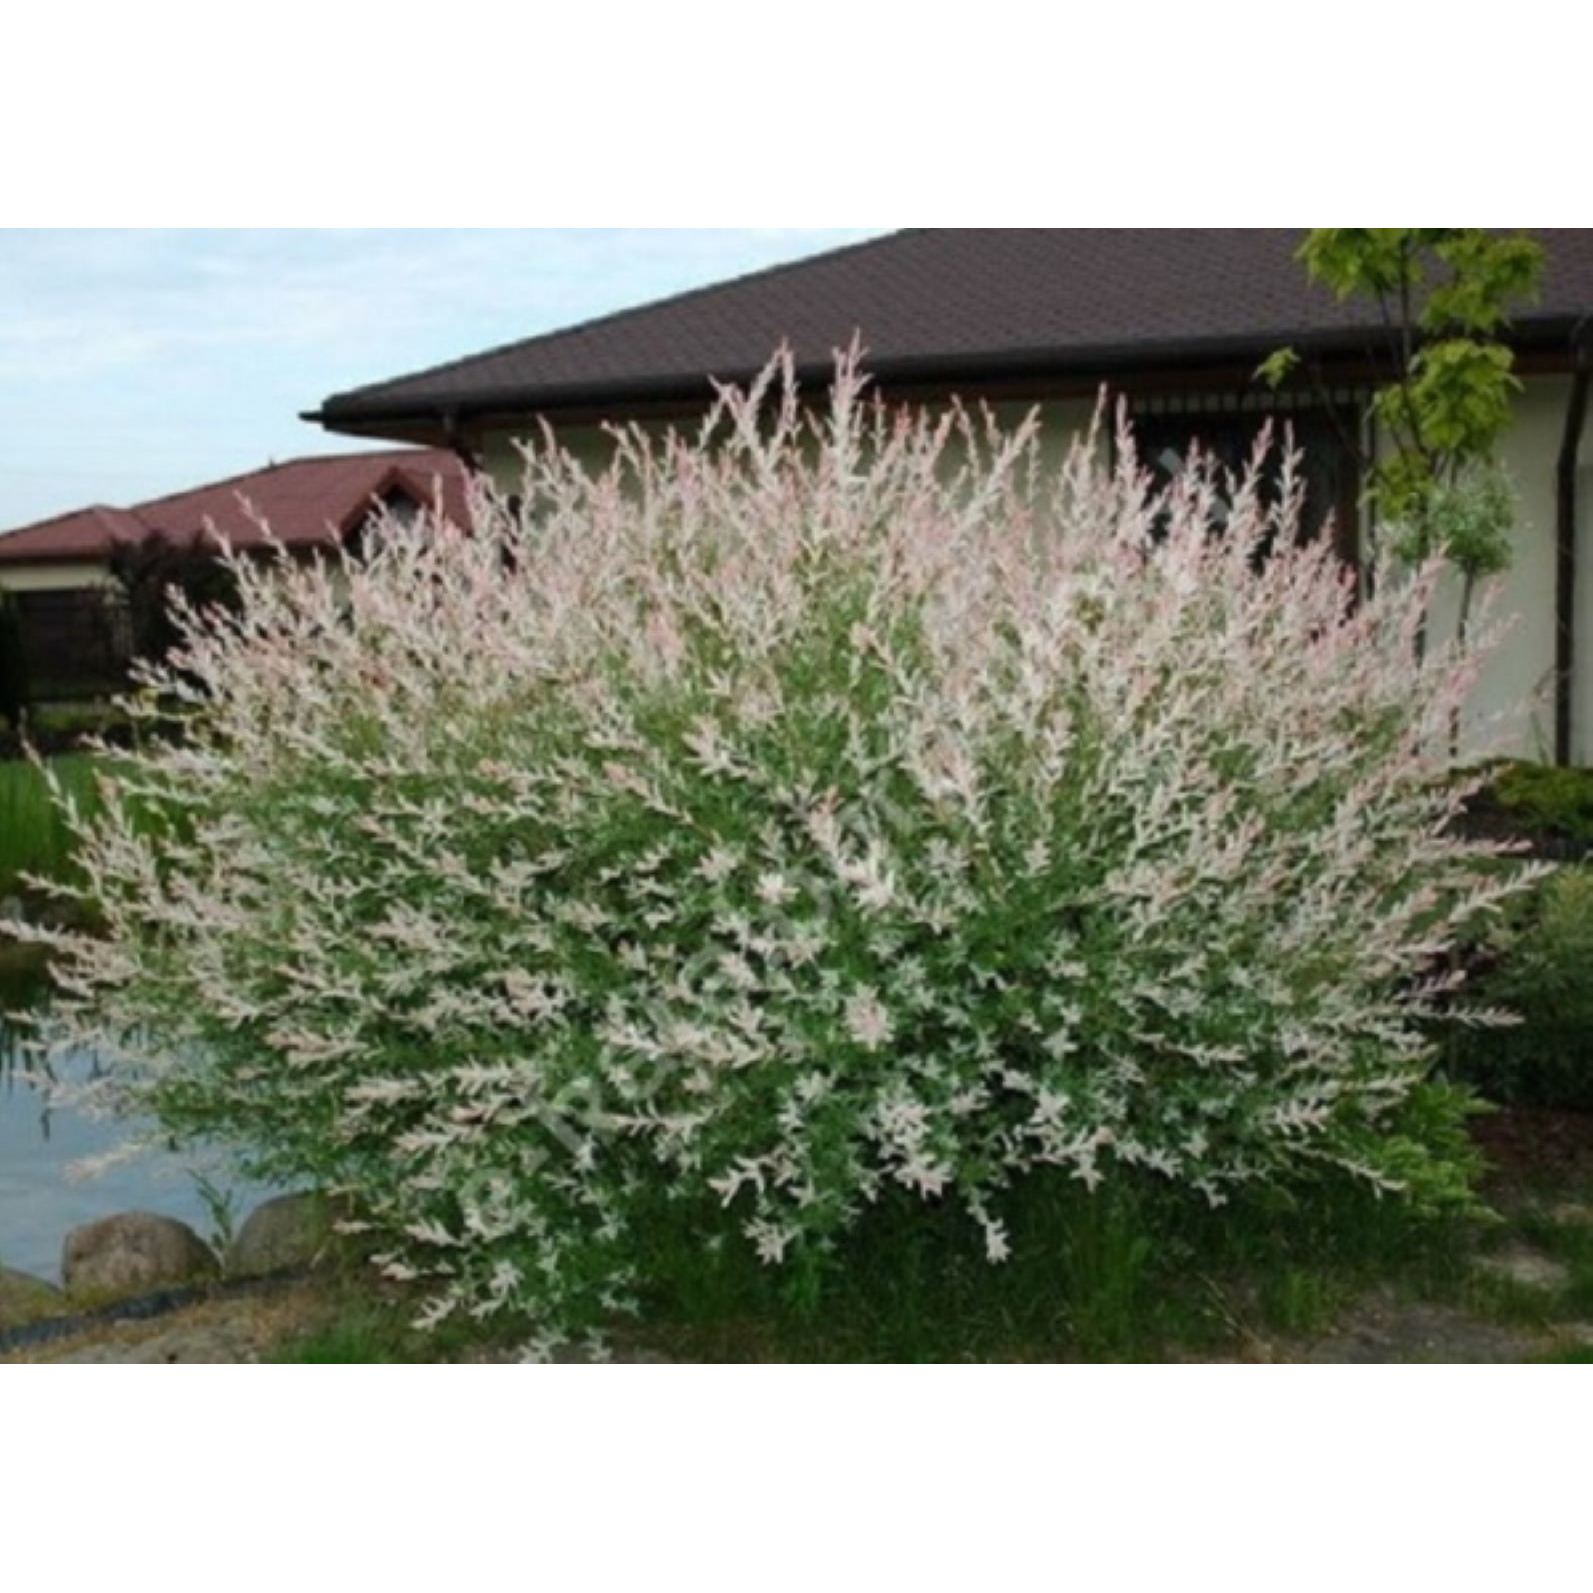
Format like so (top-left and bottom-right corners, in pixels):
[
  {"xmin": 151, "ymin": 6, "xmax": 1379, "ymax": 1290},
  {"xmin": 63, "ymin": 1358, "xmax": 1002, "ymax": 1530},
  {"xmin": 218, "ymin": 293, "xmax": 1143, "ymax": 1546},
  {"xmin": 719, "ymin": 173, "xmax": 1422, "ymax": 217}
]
[
  {"xmin": 0, "ymin": 448, "xmax": 469, "ymax": 565},
  {"xmin": 312, "ymin": 229, "xmax": 1593, "ymax": 433}
]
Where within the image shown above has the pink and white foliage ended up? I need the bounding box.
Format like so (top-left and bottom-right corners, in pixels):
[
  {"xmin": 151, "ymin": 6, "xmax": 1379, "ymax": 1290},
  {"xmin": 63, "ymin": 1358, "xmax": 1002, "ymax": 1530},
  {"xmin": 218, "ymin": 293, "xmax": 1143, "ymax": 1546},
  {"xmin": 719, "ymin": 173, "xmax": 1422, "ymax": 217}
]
[{"xmin": 24, "ymin": 352, "xmax": 1538, "ymax": 1337}]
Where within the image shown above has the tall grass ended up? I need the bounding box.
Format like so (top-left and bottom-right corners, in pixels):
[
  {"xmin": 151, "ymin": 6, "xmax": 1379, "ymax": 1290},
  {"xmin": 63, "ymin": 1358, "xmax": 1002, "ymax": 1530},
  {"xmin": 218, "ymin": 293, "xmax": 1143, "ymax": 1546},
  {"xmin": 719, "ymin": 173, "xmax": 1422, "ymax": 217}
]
[
  {"xmin": 618, "ymin": 1170, "xmax": 1474, "ymax": 1362},
  {"xmin": 261, "ymin": 1171, "xmax": 1476, "ymax": 1362},
  {"xmin": 0, "ymin": 754, "xmax": 101, "ymax": 899},
  {"xmin": 269, "ymin": 1312, "xmax": 408, "ymax": 1363}
]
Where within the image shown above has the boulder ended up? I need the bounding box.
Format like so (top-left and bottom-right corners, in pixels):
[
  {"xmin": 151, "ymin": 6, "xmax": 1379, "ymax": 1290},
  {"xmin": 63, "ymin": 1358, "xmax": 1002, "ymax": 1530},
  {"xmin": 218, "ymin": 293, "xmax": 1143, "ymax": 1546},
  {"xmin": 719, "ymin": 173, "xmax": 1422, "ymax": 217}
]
[
  {"xmin": 226, "ymin": 1192, "xmax": 343, "ymax": 1278},
  {"xmin": 0, "ymin": 1265, "xmax": 64, "ymax": 1330},
  {"xmin": 62, "ymin": 1212, "xmax": 218, "ymax": 1303}
]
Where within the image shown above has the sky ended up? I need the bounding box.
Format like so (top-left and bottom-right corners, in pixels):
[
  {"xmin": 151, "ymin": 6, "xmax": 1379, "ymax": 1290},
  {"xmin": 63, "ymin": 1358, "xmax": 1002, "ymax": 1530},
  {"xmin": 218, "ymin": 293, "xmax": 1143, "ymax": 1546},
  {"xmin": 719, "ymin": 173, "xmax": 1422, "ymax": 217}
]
[{"xmin": 0, "ymin": 228, "xmax": 890, "ymax": 531}]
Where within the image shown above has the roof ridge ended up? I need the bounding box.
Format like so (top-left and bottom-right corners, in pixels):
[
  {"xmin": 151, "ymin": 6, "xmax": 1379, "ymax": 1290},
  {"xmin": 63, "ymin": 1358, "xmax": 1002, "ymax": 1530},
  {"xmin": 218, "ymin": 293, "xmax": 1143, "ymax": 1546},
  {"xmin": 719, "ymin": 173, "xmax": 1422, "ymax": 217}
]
[
  {"xmin": 130, "ymin": 445, "xmax": 450, "ymax": 514},
  {"xmin": 0, "ymin": 501, "xmax": 148, "ymax": 542},
  {"xmin": 1, "ymin": 449, "xmax": 457, "ymax": 546},
  {"xmin": 320, "ymin": 229, "xmax": 914, "ymax": 409}
]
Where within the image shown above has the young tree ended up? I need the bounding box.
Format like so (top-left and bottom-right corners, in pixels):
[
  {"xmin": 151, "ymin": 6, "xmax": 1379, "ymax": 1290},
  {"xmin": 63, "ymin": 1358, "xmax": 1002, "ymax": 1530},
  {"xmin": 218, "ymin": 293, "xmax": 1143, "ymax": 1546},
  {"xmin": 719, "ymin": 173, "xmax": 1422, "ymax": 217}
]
[{"xmin": 1261, "ymin": 228, "xmax": 1544, "ymax": 650}]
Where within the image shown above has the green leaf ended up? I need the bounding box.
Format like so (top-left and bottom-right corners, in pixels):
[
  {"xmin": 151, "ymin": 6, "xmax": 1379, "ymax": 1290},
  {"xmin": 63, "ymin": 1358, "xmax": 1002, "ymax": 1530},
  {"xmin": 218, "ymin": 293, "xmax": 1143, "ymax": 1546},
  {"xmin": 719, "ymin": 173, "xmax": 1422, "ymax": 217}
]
[{"xmin": 1255, "ymin": 347, "xmax": 1300, "ymax": 389}]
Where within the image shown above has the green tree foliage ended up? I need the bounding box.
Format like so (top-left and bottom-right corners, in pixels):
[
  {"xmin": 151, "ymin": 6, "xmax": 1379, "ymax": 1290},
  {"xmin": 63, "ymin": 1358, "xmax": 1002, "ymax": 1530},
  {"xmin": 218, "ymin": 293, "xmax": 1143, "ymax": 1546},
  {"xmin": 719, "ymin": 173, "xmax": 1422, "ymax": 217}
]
[
  {"xmin": 1261, "ymin": 229, "xmax": 1544, "ymax": 640},
  {"xmin": 108, "ymin": 531, "xmax": 240, "ymax": 671}
]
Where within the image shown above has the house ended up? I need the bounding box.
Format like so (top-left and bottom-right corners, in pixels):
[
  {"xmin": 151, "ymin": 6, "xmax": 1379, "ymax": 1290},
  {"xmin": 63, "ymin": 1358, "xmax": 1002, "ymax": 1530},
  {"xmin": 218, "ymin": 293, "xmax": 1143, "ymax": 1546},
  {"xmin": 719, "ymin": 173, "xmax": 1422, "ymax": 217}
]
[
  {"xmin": 306, "ymin": 229, "xmax": 1593, "ymax": 768},
  {"xmin": 0, "ymin": 448, "xmax": 469, "ymax": 697}
]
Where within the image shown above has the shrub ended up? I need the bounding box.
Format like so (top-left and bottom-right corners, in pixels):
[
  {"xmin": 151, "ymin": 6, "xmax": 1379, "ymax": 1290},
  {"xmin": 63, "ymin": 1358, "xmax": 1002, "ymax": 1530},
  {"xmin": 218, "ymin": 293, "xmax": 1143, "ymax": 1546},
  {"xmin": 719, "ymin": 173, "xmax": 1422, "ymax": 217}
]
[
  {"xmin": 1448, "ymin": 865, "xmax": 1593, "ymax": 1110},
  {"xmin": 1477, "ymin": 761, "xmax": 1593, "ymax": 852},
  {"xmin": 21, "ymin": 355, "xmax": 1538, "ymax": 1347},
  {"xmin": 108, "ymin": 530, "xmax": 241, "ymax": 674}
]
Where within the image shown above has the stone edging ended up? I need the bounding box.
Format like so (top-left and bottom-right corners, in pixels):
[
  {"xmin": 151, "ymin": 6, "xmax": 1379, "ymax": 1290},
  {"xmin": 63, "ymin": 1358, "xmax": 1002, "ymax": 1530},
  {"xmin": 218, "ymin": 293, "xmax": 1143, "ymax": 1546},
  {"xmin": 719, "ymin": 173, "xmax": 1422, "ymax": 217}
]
[{"xmin": 0, "ymin": 1266, "xmax": 307, "ymax": 1356}]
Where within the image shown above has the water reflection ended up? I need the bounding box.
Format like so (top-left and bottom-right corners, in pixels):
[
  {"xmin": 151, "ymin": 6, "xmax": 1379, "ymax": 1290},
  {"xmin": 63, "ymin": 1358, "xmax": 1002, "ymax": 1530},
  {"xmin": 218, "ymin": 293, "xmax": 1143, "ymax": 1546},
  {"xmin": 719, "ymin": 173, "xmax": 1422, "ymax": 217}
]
[{"xmin": 0, "ymin": 952, "xmax": 278, "ymax": 1282}]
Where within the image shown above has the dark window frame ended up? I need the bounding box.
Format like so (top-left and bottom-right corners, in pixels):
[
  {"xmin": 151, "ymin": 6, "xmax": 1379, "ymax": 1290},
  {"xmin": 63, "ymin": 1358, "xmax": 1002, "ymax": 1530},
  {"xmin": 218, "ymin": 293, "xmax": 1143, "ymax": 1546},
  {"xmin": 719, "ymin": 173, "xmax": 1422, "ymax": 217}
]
[{"xmin": 1124, "ymin": 391, "xmax": 1366, "ymax": 569}]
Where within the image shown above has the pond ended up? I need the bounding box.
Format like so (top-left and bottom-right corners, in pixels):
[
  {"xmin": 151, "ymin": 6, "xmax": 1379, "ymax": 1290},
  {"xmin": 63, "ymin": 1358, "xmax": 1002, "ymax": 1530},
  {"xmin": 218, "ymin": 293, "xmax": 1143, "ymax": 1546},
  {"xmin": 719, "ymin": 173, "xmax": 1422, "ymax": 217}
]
[{"xmin": 0, "ymin": 955, "xmax": 279, "ymax": 1282}]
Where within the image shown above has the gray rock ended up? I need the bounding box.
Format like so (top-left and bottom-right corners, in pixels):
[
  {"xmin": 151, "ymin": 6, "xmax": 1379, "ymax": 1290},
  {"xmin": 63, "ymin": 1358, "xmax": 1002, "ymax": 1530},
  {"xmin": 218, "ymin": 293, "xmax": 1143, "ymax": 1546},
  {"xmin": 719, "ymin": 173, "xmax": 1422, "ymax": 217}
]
[
  {"xmin": 0, "ymin": 1264, "xmax": 64, "ymax": 1330},
  {"xmin": 226, "ymin": 1192, "xmax": 343, "ymax": 1278},
  {"xmin": 1477, "ymin": 1244, "xmax": 1570, "ymax": 1293},
  {"xmin": 62, "ymin": 1212, "xmax": 218, "ymax": 1303}
]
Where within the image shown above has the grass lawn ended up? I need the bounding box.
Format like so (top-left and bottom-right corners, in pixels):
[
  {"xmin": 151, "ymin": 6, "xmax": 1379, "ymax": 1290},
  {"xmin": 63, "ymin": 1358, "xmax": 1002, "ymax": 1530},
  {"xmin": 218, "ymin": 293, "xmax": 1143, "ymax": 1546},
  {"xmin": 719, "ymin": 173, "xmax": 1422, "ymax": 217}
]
[
  {"xmin": 268, "ymin": 1312, "xmax": 412, "ymax": 1364},
  {"xmin": 0, "ymin": 753, "xmax": 101, "ymax": 900}
]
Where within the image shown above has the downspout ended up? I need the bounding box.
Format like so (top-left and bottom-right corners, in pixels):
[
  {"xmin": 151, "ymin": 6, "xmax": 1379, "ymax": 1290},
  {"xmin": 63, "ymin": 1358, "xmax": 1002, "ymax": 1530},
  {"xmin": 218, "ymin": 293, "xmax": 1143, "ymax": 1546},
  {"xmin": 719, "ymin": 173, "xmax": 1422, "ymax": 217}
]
[
  {"xmin": 442, "ymin": 407, "xmax": 482, "ymax": 474},
  {"xmin": 1554, "ymin": 323, "xmax": 1591, "ymax": 766}
]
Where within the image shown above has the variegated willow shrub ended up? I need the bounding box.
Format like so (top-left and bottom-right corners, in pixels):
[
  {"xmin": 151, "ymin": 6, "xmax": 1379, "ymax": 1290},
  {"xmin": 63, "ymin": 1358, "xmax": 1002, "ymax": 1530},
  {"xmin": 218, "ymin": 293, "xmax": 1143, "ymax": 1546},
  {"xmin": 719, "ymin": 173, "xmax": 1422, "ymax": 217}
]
[{"xmin": 25, "ymin": 355, "xmax": 1534, "ymax": 1342}]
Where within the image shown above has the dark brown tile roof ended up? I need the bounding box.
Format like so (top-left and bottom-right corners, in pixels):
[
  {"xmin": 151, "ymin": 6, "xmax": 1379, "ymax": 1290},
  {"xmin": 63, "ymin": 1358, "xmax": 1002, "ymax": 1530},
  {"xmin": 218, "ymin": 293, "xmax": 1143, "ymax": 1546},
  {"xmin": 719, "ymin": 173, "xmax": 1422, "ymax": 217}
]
[
  {"xmin": 312, "ymin": 229, "xmax": 1593, "ymax": 430},
  {"xmin": 0, "ymin": 448, "xmax": 469, "ymax": 565}
]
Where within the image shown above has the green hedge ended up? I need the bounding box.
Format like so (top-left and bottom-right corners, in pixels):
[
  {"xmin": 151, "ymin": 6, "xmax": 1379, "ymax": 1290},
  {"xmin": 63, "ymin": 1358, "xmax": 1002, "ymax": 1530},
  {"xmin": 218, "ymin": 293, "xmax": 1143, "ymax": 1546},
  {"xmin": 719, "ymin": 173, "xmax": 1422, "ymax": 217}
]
[
  {"xmin": 1465, "ymin": 760, "xmax": 1593, "ymax": 855},
  {"xmin": 1450, "ymin": 864, "xmax": 1593, "ymax": 1111}
]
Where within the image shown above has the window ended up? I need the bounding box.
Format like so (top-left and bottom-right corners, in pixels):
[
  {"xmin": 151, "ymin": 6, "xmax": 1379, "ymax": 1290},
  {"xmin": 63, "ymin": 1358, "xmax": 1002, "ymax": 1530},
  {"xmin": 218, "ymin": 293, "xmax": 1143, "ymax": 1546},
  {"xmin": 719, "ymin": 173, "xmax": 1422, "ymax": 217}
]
[{"xmin": 1131, "ymin": 402, "xmax": 1361, "ymax": 565}]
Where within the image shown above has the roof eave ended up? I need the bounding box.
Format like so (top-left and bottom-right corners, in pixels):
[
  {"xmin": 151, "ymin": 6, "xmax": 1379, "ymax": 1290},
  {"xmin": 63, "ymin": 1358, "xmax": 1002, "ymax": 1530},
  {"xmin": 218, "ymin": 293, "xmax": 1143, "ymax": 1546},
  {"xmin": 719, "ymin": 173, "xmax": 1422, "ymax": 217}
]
[{"xmin": 307, "ymin": 316, "xmax": 1590, "ymax": 440}]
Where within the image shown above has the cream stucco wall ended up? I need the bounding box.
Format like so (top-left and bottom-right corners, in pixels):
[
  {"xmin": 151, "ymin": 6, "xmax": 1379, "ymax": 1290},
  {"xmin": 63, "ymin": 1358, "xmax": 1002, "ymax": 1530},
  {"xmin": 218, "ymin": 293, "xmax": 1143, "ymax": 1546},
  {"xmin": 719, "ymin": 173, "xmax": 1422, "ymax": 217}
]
[
  {"xmin": 474, "ymin": 379, "xmax": 1593, "ymax": 768},
  {"xmin": 478, "ymin": 422, "xmax": 646, "ymax": 487},
  {"xmin": 0, "ymin": 561, "xmax": 113, "ymax": 594},
  {"xmin": 1383, "ymin": 375, "xmax": 1589, "ymax": 765},
  {"xmin": 477, "ymin": 398, "xmax": 1105, "ymax": 494}
]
